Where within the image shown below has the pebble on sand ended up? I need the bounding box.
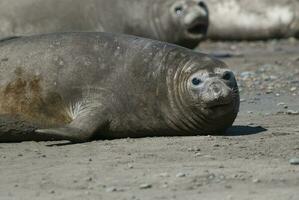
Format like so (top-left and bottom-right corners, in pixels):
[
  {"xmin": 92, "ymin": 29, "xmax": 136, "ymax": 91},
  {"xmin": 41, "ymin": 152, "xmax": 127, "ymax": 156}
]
[
  {"xmin": 289, "ymin": 158, "xmax": 299, "ymax": 165},
  {"xmin": 105, "ymin": 187, "xmax": 117, "ymax": 192},
  {"xmin": 252, "ymin": 178, "xmax": 261, "ymax": 183},
  {"xmin": 176, "ymin": 172, "xmax": 186, "ymax": 178},
  {"xmin": 286, "ymin": 110, "xmax": 299, "ymax": 115},
  {"xmin": 277, "ymin": 102, "xmax": 285, "ymax": 106},
  {"xmin": 290, "ymin": 87, "xmax": 297, "ymax": 92},
  {"xmin": 139, "ymin": 184, "xmax": 152, "ymax": 189}
]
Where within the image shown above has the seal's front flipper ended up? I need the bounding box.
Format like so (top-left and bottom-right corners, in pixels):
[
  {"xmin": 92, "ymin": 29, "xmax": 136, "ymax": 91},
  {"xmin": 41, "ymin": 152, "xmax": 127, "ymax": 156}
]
[
  {"xmin": 35, "ymin": 126, "xmax": 90, "ymax": 143},
  {"xmin": 36, "ymin": 102, "xmax": 110, "ymax": 143}
]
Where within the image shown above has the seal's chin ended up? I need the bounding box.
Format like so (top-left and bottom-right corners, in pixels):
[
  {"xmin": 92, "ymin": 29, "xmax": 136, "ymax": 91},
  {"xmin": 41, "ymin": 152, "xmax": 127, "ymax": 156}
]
[{"xmin": 185, "ymin": 22, "xmax": 208, "ymax": 39}]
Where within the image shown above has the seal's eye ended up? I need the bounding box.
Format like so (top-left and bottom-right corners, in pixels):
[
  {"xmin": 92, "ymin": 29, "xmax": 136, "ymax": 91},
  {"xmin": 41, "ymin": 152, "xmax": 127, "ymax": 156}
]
[
  {"xmin": 192, "ymin": 77, "xmax": 202, "ymax": 86},
  {"xmin": 222, "ymin": 71, "xmax": 232, "ymax": 80},
  {"xmin": 174, "ymin": 6, "xmax": 183, "ymax": 15}
]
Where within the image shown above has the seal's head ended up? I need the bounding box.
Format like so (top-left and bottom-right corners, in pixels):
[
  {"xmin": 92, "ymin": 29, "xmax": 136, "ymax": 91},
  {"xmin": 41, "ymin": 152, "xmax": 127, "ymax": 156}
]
[
  {"xmin": 136, "ymin": 0, "xmax": 208, "ymax": 48},
  {"xmin": 168, "ymin": 0, "xmax": 209, "ymax": 48},
  {"xmin": 165, "ymin": 54, "xmax": 239, "ymax": 134}
]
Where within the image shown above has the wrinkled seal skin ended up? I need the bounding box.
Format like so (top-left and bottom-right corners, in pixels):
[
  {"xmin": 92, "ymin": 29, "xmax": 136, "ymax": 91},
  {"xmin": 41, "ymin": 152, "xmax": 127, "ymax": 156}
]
[
  {"xmin": 204, "ymin": 0, "xmax": 299, "ymax": 40},
  {"xmin": 0, "ymin": 32, "xmax": 239, "ymax": 143},
  {"xmin": 0, "ymin": 0, "xmax": 209, "ymax": 48}
]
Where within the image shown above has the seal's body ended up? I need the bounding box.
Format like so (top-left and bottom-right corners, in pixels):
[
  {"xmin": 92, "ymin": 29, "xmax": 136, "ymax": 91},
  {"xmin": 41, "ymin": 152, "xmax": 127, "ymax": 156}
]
[
  {"xmin": 0, "ymin": 0, "xmax": 208, "ymax": 48},
  {"xmin": 0, "ymin": 32, "xmax": 239, "ymax": 142},
  {"xmin": 205, "ymin": 0, "xmax": 299, "ymax": 40}
]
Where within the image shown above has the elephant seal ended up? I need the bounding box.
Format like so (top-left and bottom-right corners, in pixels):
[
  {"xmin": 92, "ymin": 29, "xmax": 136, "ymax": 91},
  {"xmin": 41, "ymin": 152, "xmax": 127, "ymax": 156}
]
[
  {"xmin": 0, "ymin": 0, "xmax": 209, "ymax": 48},
  {"xmin": 204, "ymin": 0, "xmax": 299, "ymax": 40},
  {"xmin": 0, "ymin": 32, "xmax": 239, "ymax": 143}
]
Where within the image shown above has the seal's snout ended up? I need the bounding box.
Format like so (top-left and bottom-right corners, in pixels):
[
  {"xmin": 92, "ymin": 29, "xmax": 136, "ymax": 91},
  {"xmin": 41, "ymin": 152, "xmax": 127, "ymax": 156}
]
[
  {"xmin": 184, "ymin": 1, "xmax": 209, "ymax": 36},
  {"xmin": 171, "ymin": 0, "xmax": 209, "ymax": 38},
  {"xmin": 205, "ymin": 79, "xmax": 233, "ymax": 108},
  {"xmin": 211, "ymin": 83, "xmax": 223, "ymax": 98}
]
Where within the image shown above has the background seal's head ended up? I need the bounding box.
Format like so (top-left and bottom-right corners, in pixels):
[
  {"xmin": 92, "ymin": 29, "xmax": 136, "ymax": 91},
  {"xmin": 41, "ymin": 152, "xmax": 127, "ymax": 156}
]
[{"xmin": 169, "ymin": 0, "xmax": 209, "ymax": 48}]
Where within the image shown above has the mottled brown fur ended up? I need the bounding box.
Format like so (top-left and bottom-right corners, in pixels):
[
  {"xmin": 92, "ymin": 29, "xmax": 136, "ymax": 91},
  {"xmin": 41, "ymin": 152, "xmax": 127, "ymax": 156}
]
[{"xmin": 0, "ymin": 69, "xmax": 71, "ymax": 127}]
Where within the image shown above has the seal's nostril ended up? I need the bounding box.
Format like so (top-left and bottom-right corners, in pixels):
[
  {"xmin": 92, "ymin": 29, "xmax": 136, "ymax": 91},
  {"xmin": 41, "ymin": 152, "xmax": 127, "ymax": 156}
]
[
  {"xmin": 198, "ymin": 1, "xmax": 206, "ymax": 8},
  {"xmin": 222, "ymin": 71, "xmax": 231, "ymax": 80}
]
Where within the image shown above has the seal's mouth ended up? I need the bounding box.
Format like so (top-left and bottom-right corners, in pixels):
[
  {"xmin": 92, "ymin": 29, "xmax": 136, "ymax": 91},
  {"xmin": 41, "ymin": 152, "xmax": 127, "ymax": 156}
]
[
  {"xmin": 206, "ymin": 100, "xmax": 233, "ymax": 111},
  {"xmin": 185, "ymin": 22, "xmax": 208, "ymax": 38},
  {"xmin": 208, "ymin": 103, "xmax": 230, "ymax": 110}
]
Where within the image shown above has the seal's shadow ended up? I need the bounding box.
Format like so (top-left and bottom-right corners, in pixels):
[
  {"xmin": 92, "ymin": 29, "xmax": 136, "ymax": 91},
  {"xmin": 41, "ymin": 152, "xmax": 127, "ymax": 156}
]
[
  {"xmin": 46, "ymin": 125, "xmax": 267, "ymax": 146},
  {"xmin": 225, "ymin": 125, "xmax": 267, "ymax": 136}
]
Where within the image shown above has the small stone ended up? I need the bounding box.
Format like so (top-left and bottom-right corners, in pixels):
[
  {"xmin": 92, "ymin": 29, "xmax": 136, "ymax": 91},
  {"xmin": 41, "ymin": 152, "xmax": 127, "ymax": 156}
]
[
  {"xmin": 187, "ymin": 147, "xmax": 201, "ymax": 152},
  {"xmin": 127, "ymin": 164, "xmax": 133, "ymax": 169},
  {"xmin": 252, "ymin": 179, "xmax": 260, "ymax": 183},
  {"xmin": 195, "ymin": 152, "xmax": 202, "ymax": 157},
  {"xmin": 289, "ymin": 158, "xmax": 299, "ymax": 165},
  {"xmin": 286, "ymin": 110, "xmax": 299, "ymax": 115},
  {"xmin": 283, "ymin": 105, "xmax": 288, "ymax": 109},
  {"xmin": 277, "ymin": 102, "xmax": 285, "ymax": 106},
  {"xmin": 105, "ymin": 187, "xmax": 117, "ymax": 192},
  {"xmin": 290, "ymin": 87, "xmax": 297, "ymax": 92},
  {"xmin": 176, "ymin": 172, "xmax": 186, "ymax": 178},
  {"xmin": 17, "ymin": 153, "xmax": 23, "ymax": 157},
  {"xmin": 139, "ymin": 184, "xmax": 152, "ymax": 189},
  {"xmin": 240, "ymin": 98, "xmax": 246, "ymax": 102}
]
